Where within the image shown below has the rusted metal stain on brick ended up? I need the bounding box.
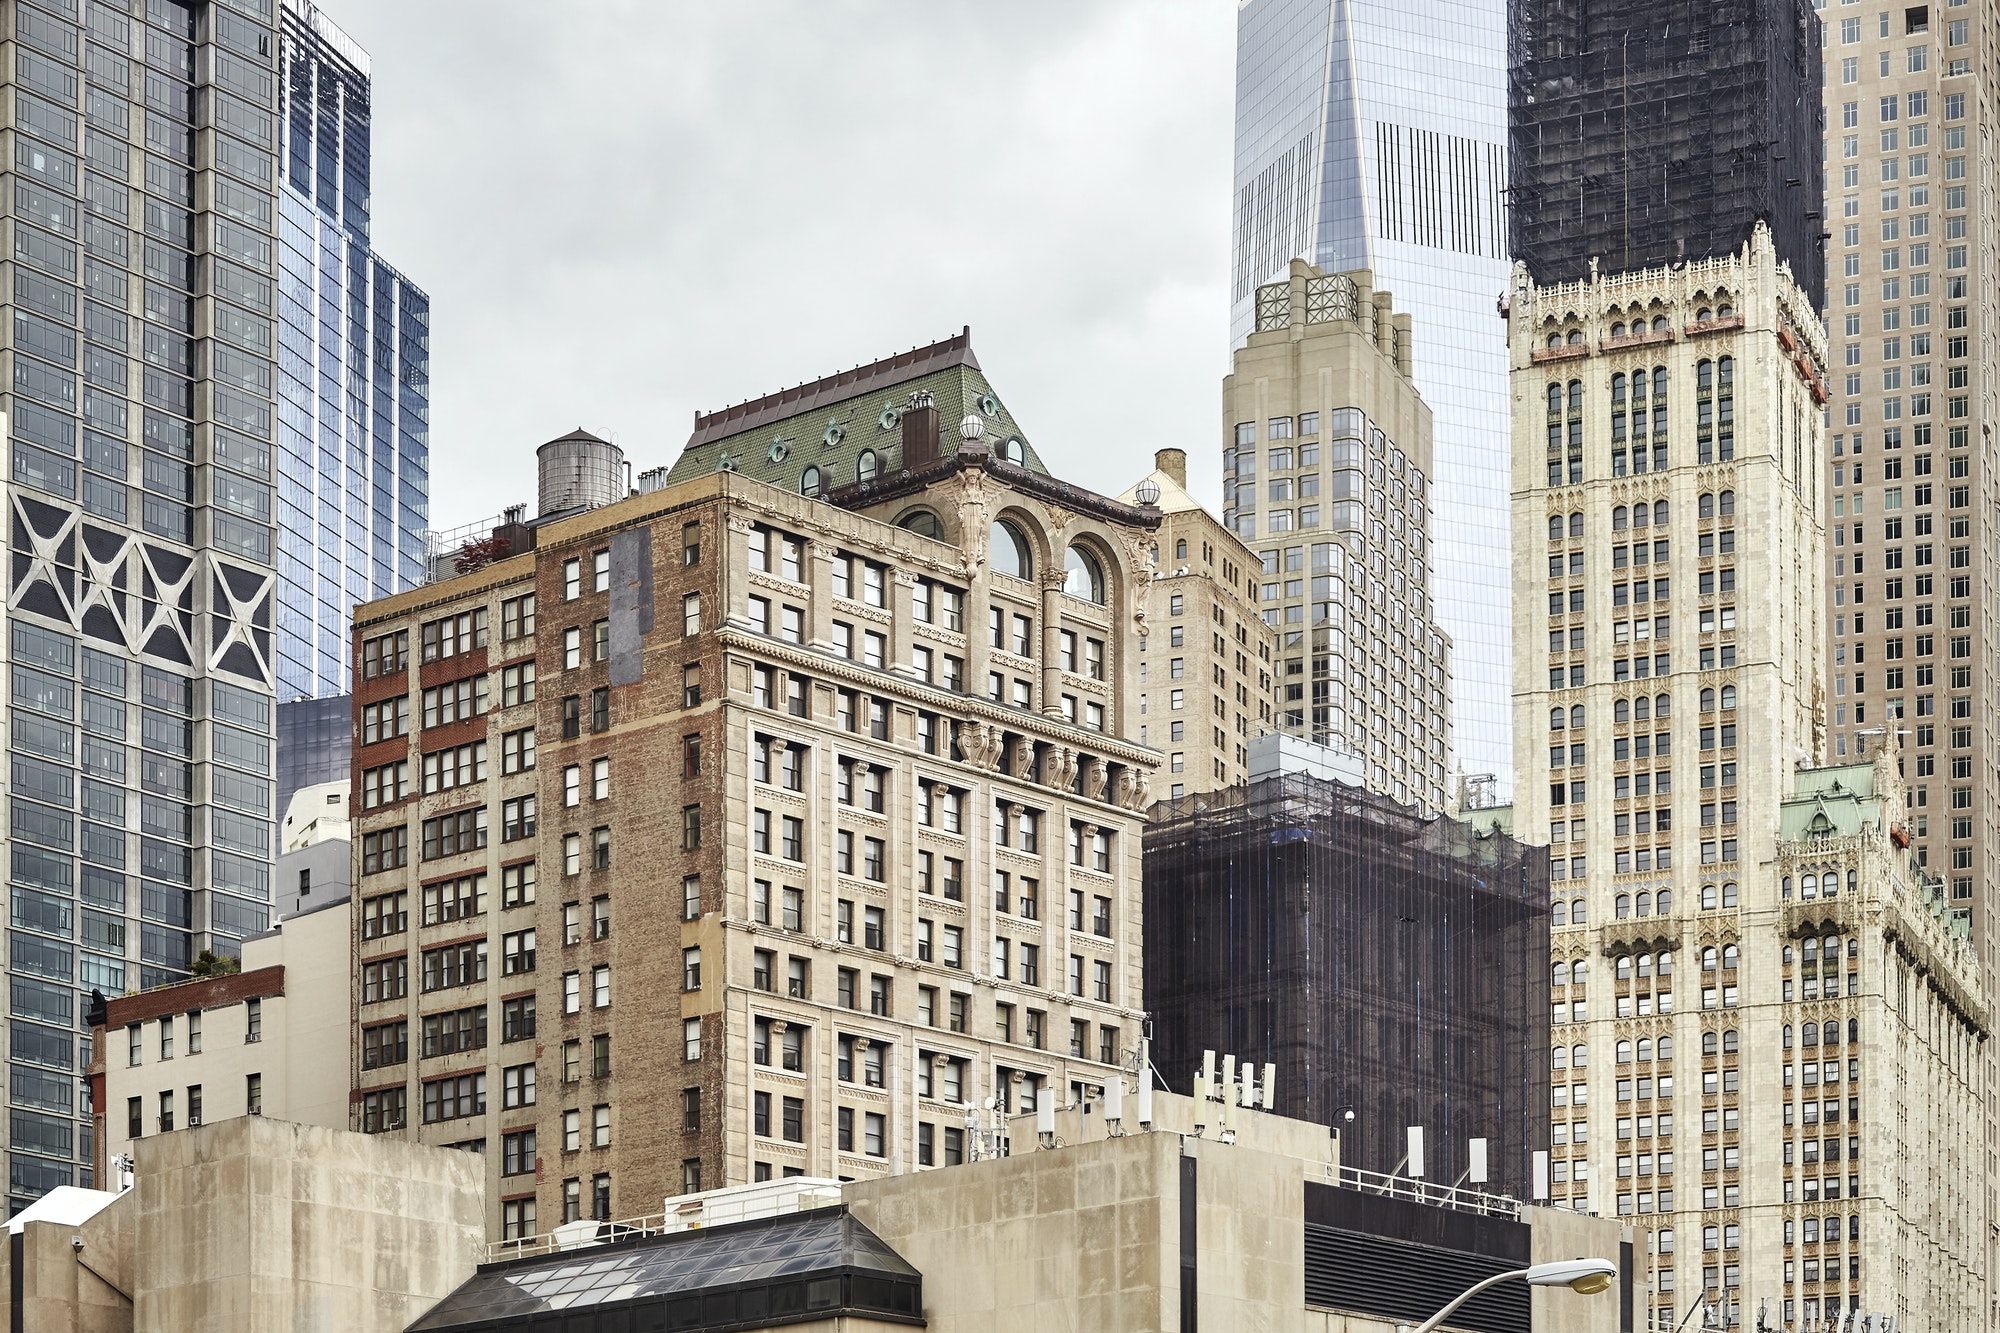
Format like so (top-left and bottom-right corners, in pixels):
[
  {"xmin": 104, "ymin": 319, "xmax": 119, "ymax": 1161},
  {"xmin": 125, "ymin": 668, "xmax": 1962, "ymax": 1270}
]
[{"xmin": 608, "ymin": 526, "xmax": 653, "ymax": 686}]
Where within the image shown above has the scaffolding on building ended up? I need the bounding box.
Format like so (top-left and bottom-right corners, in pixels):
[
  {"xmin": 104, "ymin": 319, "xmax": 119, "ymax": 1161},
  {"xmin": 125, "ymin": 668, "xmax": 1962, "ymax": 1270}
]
[
  {"xmin": 1508, "ymin": 0, "xmax": 1826, "ymax": 305},
  {"xmin": 1144, "ymin": 774, "xmax": 1550, "ymax": 1201}
]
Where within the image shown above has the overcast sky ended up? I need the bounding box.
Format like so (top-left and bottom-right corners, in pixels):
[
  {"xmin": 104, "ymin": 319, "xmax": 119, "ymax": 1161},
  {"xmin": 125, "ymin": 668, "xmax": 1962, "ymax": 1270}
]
[{"xmin": 329, "ymin": 1, "xmax": 1237, "ymax": 534}]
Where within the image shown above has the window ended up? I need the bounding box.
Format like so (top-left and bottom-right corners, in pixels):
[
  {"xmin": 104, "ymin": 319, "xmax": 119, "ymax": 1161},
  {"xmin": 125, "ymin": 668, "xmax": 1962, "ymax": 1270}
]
[
  {"xmin": 683, "ymin": 1018, "xmax": 701, "ymax": 1061},
  {"xmin": 683, "ymin": 593, "xmax": 701, "ymax": 636}
]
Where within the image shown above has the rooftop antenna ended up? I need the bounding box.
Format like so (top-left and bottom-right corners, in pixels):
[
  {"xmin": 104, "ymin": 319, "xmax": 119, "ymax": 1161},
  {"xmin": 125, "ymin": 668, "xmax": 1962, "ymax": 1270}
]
[
  {"xmin": 1136, "ymin": 1061, "xmax": 1154, "ymax": 1129},
  {"xmin": 1531, "ymin": 1150, "xmax": 1550, "ymax": 1201},
  {"xmin": 1103, "ymin": 1073, "xmax": 1124, "ymax": 1136},
  {"xmin": 1036, "ymin": 1088, "xmax": 1056, "ymax": 1149}
]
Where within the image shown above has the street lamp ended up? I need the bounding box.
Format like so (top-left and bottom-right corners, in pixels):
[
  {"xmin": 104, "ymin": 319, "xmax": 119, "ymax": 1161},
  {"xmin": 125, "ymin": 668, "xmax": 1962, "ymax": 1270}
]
[{"xmin": 1407, "ymin": 1258, "xmax": 1619, "ymax": 1333}]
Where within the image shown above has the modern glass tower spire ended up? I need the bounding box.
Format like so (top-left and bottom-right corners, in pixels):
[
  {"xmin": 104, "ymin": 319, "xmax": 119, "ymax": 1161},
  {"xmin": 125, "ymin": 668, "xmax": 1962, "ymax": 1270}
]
[
  {"xmin": 275, "ymin": 0, "xmax": 428, "ymax": 701},
  {"xmin": 1230, "ymin": 0, "xmax": 1514, "ymax": 798}
]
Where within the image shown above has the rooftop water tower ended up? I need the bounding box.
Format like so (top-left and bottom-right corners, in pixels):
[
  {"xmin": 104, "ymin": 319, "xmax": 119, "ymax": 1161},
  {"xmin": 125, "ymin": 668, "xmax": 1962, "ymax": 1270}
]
[{"xmin": 537, "ymin": 427, "xmax": 627, "ymax": 517}]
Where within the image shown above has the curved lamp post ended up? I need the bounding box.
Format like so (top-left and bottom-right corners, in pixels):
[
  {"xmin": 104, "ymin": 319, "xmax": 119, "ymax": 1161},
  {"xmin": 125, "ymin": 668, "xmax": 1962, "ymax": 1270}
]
[{"xmin": 1409, "ymin": 1257, "xmax": 1619, "ymax": 1333}]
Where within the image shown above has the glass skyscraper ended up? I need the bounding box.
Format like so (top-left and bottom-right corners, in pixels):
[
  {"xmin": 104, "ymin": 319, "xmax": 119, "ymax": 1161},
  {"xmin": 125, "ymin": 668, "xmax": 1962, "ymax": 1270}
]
[
  {"xmin": 1231, "ymin": 0, "xmax": 1514, "ymax": 797},
  {"xmin": 276, "ymin": 0, "xmax": 428, "ymax": 700},
  {"xmin": 2, "ymin": 0, "xmax": 284, "ymax": 1208}
]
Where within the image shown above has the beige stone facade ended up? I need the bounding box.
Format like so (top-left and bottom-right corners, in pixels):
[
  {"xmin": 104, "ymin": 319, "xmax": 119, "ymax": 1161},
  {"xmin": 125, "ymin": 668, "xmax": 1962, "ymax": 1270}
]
[
  {"xmin": 88, "ymin": 896, "xmax": 351, "ymax": 1183},
  {"xmin": 1505, "ymin": 227, "xmax": 1987, "ymax": 1328},
  {"xmin": 1116, "ymin": 447, "xmax": 1276, "ymax": 799},
  {"xmin": 349, "ymin": 453, "xmax": 1159, "ymax": 1239},
  {"xmin": 1222, "ymin": 261, "xmax": 1451, "ymax": 815}
]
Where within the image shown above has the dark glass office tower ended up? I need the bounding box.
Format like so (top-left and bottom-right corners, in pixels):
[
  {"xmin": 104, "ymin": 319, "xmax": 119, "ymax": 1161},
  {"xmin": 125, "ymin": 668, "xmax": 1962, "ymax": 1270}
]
[
  {"xmin": 1508, "ymin": 0, "xmax": 1827, "ymax": 303},
  {"xmin": 3, "ymin": 0, "xmax": 284, "ymax": 1208},
  {"xmin": 275, "ymin": 0, "xmax": 428, "ymax": 700}
]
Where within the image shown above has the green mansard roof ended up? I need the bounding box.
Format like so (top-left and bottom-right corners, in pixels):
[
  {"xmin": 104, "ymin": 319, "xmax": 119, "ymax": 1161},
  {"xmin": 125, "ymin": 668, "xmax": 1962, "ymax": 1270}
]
[{"xmin": 663, "ymin": 327, "xmax": 1047, "ymax": 493}]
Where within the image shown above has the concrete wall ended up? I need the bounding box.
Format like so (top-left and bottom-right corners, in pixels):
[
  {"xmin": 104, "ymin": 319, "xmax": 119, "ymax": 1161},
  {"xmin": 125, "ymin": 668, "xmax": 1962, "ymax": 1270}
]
[
  {"xmin": 847, "ymin": 1131, "xmax": 1181, "ymax": 1332},
  {"xmin": 1, "ymin": 1196, "xmax": 135, "ymax": 1333},
  {"xmin": 128, "ymin": 1117, "xmax": 482, "ymax": 1332}
]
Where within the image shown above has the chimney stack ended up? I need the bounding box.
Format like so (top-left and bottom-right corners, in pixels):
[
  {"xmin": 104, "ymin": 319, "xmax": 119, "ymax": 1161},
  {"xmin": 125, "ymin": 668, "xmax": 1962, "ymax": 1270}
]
[
  {"xmin": 1154, "ymin": 448, "xmax": 1187, "ymax": 488},
  {"xmin": 901, "ymin": 391, "xmax": 940, "ymax": 470}
]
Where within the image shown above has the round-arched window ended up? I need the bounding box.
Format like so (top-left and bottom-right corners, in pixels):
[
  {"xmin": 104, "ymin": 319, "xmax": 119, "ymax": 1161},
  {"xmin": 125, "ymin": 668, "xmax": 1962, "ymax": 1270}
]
[
  {"xmin": 897, "ymin": 509, "xmax": 944, "ymax": 539},
  {"xmin": 989, "ymin": 520, "xmax": 1031, "ymax": 580},
  {"xmin": 856, "ymin": 450, "xmax": 879, "ymax": 483},
  {"xmin": 1063, "ymin": 544, "xmax": 1105, "ymax": 604},
  {"xmin": 800, "ymin": 466, "xmax": 821, "ymax": 498}
]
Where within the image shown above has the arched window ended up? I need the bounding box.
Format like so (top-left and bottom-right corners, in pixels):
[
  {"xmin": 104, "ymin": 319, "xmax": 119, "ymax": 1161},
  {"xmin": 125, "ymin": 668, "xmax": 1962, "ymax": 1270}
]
[
  {"xmin": 800, "ymin": 466, "xmax": 822, "ymax": 497},
  {"xmin": 1552, "ymin": 962, "xmax": 1568, "ymax": 988},
  {"xmin": 1637, "ymin": 953, "xmax": 1653, "ymax": 977},
  {"xmin": 1634, "ymin": 695, "xmax": 1650, "ymax": 721},
  {"xmin": 1658, "ymin": 1035, "xmax": 1673, "ymax": 1059},
  {"xmin": 1722, "ymin": 1029, "xmax": 1738, "ymax": 1053},
  {"xmin": 1783, "ymin": 1024, "xmax": 1793, "ymax": 1049},
  {"xmin": 1568, "ymin": 380, "xmax": 1583, "ymax": 412},
  {"xmin": 1547, "ymin": 382, "xmax": 1563, "ymax": 410},
  {"xmin": 1656, "ymin": 951, "xmax": 1673, "ymax": 976},
  {"xmin": 1175, "ymin": 538, "xmax": 1188, "ymax": 559},
  {"xmin": 1695, "ymin": 308, "xmax": 1710, "ymax": 323},
  {"xmin": 1701, "ymin": 884, "xmax": 1718, "ymax": 910},
  {"xmin": 1721, "ymin": 944, "xmax": 1738, "ymax": 970},
  {"xmin": 1549, "ymin": 515, "xmax": 1565, "ymax": 541},
  {"xmin": 1702, "ymin": 1031, "xmax": 1718, "ymax": 1056},
  {"xmin": 1552, "ymin": 1045, "xmax": 1568, "ymax": 1068},
  {"xmin": 1719, "ymin": 489, "xmax": 1736, "ymax": 516},
  {"xmin": 1717, "ymin": 302, "xmax": 1734, "ymax": 318},
  {"xmin": 1613, "ymin": 505, "xmax": 1629, "ymax": 531},
  {"xmin": 1616, "ymin": 1039, "xmax": 1633, "ymax": 1061},
  {"xmin": 1615, "ymin": 894, "xmax": 1631, "ymax": 920},
  {"xmin": 1612, "ymin": 323, "xmax": 1627, "ymax": 339},
  {"xmin": 1802, "ymin": 1021, "xmax": 1819, "ymax": 1046},
  {"xmin": 1550, "ymin": 707, "xmax": 1567, "ymax": 732},
  {"xmin": 1654, "ymin": 499, "xmax": 1669, "ymax": 524},
  {"xmin": 1720, "ymin": 685, "xmax": 1736, "ymax": 709},
  {"xmin": 1656, "ymin": 888, "xmax": 1671, "ymax": 913},
  {"xmin": 1701, "ymin": 688, "xmax": 1716, "ymax": 711},
  {"xmin": 1848, "ymin": 1018, "xmax": 1858, "ymax": 1043},
  {"xmin": 1568, "ymin": 329, "xmax": 1583, "ymax": 346},
  {"xmin": 856, "ymin": 449, "xmax": 879, "ymax": 483},
  {"xmin": 1633, "ymin": 502, "xmax": 1649, "ymax": 528},
  {"xmin": 1701, "ymin": 947, "xmax": 1718, "ymax": 971},
  {"xmin": 1803, "ymin": 939, "xmax": 1819, "ymax": 962},
  {"xmin": 897, "ymin": 508, "xmax": 944, "ymax": 539},
  {"xmin": 1699, "ymin": 492, "xmax": 1715, "ymax": 519},
  {"xmin": 1801, "ymin": 873, "xmax": 1818, "ymax": 899},
  {"xmin": 1571, "ymin": 1043, "xmax": 1588, "ymax": 1067},
  {"xmin": 1655, "ymin": 693, "xmax": 1671, "ymax": 718},
  {"xmin": 1821, "ymin": 1021, "xmax": 1839, "ymax": 1048},
  {"xmin": 1652, "ymin": 315, "xmax": 1668, "ymax": 333},
  {"xmin": 1637, "ymin": 1038, "xmax": 1653, "ymax": 1061},
  {"xmin": 1782, "ymin": 945, "xmax": 1795, "ymax": 965},
  {"xmin": 989, "ymin": 520, "xmax": 1031, "ymax": 580},
  {"xmin": 1615, "ymin": 956, "xmax": 1632, "ymax": 979},
  {"xmin": 1571, "ymin": 898, "xmax": 1587, "ymax": 924},
  {"xmin": 1063, "ymin": 544, "xmax": 1106, "ymax": 604},
  {"xmin": 1615, "ymin": 698, "xmax": 1631, "ymax": 723},
  {"xmin": 1722, "ymin": 882, "xmax": 1738, "ymax": 908},
  {"xmin": 1571, "ymin": 960, "xmax": 1587, "ymax": 985},
  {"xmin": 1569, "ymin": 512, "xmax": 1584, "ymax": 538},
  {"xmin": 1551, "ymin": 900, "xmax": 1567, "ymax": 926},
  {"xmin": 1570, "ymin": 705, "xmax": 1586, "ymax": 729}
]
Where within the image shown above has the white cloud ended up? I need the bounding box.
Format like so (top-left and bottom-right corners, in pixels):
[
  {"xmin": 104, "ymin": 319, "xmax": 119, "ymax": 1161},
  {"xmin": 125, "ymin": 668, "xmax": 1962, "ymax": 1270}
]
[{"xmin": 331, "ymin": 0, "xmax": 1236, "ymax": 529}]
